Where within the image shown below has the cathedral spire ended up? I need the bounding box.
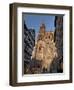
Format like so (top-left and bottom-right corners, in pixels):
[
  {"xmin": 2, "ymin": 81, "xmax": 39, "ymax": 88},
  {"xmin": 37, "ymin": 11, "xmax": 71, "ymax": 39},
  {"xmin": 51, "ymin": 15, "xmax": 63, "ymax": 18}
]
[
  {"xmin": 40, "ymin": 23, "xmax": 46, "ymax": 30},
  {"xmin": 39, "ymin": 23, "xmax": 46, "ymax": 34}
]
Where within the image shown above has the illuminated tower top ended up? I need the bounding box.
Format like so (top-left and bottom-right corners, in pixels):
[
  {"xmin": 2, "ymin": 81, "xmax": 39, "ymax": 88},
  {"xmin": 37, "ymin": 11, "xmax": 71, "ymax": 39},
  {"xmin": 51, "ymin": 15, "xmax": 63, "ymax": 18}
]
[{"xmin": 39, "ymin": 23, "xmax": 46, "ymax": 34}]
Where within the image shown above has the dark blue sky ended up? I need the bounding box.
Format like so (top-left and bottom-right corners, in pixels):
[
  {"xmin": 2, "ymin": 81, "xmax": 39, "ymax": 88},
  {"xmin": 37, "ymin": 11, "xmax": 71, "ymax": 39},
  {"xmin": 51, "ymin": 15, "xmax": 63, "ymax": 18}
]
[{"xmin": 23, "ymin": 14, "xmax": 55, "ymax": 34}]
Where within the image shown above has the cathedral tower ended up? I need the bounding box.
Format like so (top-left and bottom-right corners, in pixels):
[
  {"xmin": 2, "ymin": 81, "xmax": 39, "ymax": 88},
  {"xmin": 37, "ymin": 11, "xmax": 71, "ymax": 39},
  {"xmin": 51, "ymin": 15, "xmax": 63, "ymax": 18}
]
[{"xmin": 37, "ymin": 23, "xmax": 46, "ymax": 40}]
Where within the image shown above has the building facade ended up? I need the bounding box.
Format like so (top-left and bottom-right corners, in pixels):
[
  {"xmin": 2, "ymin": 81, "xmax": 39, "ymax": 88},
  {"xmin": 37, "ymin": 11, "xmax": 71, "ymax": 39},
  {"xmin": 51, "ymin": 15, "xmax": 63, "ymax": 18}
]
[
  {"xmin": 24, "ymin": 22, "xmax": 35, "ymax": 74},
  {"xmin": 50, "ymin": 16, "xmax": 63, "ymax": 73},
  {"xmin": 32, "ymin": 23, "xmax": 57, "ymax": 73}
]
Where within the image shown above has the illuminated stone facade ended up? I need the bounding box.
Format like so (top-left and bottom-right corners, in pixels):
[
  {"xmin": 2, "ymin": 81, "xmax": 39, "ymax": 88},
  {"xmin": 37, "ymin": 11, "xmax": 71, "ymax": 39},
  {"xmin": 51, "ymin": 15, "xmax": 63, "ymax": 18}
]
[{"xmin": 32, "ymin": 24, "xmax": 58, "ymax": 73}]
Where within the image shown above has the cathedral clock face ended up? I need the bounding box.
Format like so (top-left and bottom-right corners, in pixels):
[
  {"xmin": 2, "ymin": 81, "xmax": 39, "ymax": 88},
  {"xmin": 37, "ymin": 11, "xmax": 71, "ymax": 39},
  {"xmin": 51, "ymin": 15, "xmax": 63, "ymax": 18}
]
[{"xmin": 23, "ymin": 13, "xmax": 63, "ymax": 74}]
